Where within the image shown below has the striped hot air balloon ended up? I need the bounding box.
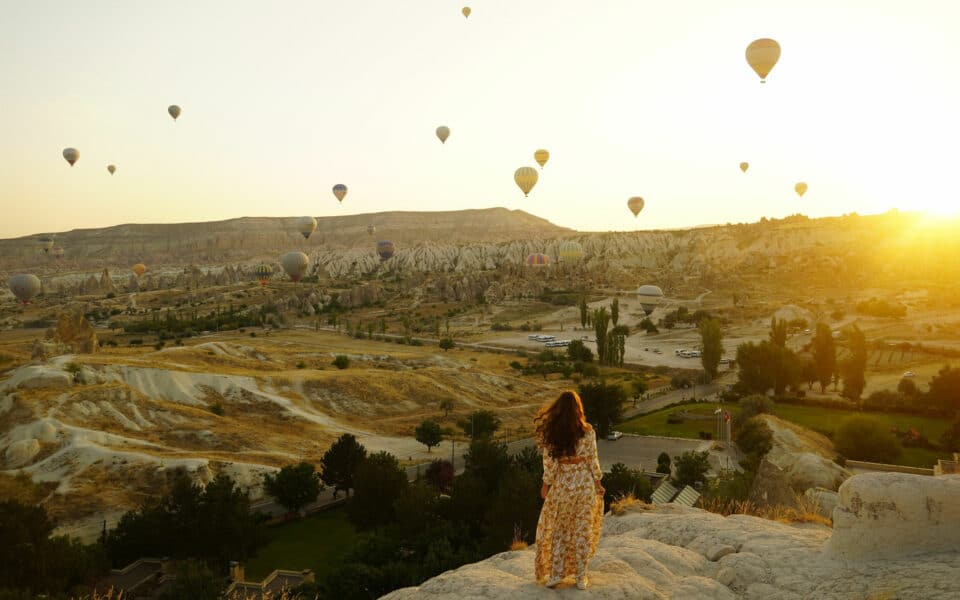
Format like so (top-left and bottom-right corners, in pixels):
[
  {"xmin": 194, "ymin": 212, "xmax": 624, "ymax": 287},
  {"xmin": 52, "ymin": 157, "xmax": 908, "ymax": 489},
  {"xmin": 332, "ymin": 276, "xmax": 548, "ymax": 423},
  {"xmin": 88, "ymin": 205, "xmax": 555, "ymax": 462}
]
[
  {"xmin": 558, "ymin": 241, "xmax": 584, "ymax": 263},
  {"xmin": 526, "ymin": 253, "xmax": 550, "ymax": 267},
  {"xmin": 377, "ymin": 241, "xmax": 395, "ymax": 261},
  {"xmin": 254, "ymin": 264, "xmax": 273, "ymax": 286}
]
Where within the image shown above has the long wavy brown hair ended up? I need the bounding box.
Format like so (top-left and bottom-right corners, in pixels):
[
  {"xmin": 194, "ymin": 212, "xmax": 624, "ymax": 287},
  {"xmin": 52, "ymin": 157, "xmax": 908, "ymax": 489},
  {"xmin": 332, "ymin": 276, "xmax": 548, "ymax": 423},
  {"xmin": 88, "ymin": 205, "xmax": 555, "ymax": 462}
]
[{"xmin": 534, "ymin": 391, "xmax": 591, "ymax": 459}]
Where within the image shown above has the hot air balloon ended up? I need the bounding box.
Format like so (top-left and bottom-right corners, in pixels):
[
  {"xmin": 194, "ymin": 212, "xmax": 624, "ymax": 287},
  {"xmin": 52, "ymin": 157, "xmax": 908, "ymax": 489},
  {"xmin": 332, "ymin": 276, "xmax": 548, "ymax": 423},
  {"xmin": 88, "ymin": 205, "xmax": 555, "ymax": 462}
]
[
  {"xmin": 52, "ymin": 246, "xmax": 64, "ymax": 260},
  {"xmin": 436, "ymin": 126, "xmax": 450, "ymax": 144},
  {"xmin": 367, "ymin": 224, "xmax": 376, "ymax": 236},
  {"xmin": 558, "ymin": 240, "xmax": 584, "ymax": 263},
  {"xmin": 132, "ymin": 263, "xmax": 146, "ymax": 277},
  {"xmin": 739, "ymin": 162, "xmax": 749, "ymax": 173},
  {"xmin": 746, "ymin": 38, "xmax": 781, "ymax": 83},
  {"xmin": 37, "ymin": 237, "xmax": 54, "ymax": 254},
  {"xmin": 107, "ymin": 164, "xmax": 116, "ymax": 175},
  {"xmin": 377, "ymin": 241, "xmax": 395, "ymax": 261},
  {"xmin": 462, "ymin": 6, "xmax": 471, "ymax": 18},
  {"xmin": 514, "ymin": 167, "xmax": 538, "ymax": 197},
  {"xmin": 795, "ymin": 182, "xmax": 808, "ymax": 197},
  {"xmin": 525, "ymin": 253, "xmax": 550, "ymax": 267},
  {"xmin": 168, "ymin": 105, "xmax": 181, "ymax": 120},
  {"xmin": 636, "ymin": 284, "xmax": 664, "ymax": 316},
  {"xmin": 62, "ymin": 148, "xmax": 79, "ymax": 167},
  {"xmin": 627, "ymin": 197, "xmax": 645, "ymax": 217},
  {"xmin": 332, "ymin": 184, "xmax": 348, "ymax": 203},
  {"xmin": 281, "ymin": 252, "xmax": 310, "ymax": 282},
  {"xmin": 8, "ymin": 274, "xmax": 42, "ymax": 304},
  {"xmin": 296, "ymin": 216, "xmax": 318, "ymax": 239},
  {"xmin": 534, "ymin": 149, "xmax": 550, "ymax": 169},
  {"xmin": 254, "ymin": 264, "xmax": 273, "ymax": 286}
]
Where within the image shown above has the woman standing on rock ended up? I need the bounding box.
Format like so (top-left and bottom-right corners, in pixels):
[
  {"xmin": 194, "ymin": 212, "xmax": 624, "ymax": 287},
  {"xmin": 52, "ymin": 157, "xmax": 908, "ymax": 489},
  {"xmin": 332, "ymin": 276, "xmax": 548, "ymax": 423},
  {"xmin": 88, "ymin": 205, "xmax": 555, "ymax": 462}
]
[{"xmin": 534, "ymin": 390, "xmax": 604, "ymax": 590}]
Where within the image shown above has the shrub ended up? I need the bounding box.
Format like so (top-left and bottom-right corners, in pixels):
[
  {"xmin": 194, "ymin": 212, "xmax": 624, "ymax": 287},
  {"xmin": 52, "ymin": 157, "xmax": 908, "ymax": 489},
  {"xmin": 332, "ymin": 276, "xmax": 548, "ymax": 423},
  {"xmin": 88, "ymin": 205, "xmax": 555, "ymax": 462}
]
[
  {"xmin": 491, "ymin": 322, "xmax": 512, "ymax": 331},
  {"xmin": 249, "ymin": 331, "xmax": 257, "ymax": 337},
  {"xmin": 296, "ymin": 361, "xmax": 306, "ymax": 369},
  {"xmin": 656, "ymin": 452, "xmax": 671, "ymax": 475},
  {"xmin": 666, "ymin": 413, "xmax": 684, "ymax": 425},
  {"xmin": 129, "ymin": 338, "xmax": 143, "ymax": 346},
  {"xmin": 670, "ymin": 374, "xmax": 691, "ymax": 389},
  {"xmin": 732, "ymin": 395, "xmax": 775, "ymax": 429},
  {"xmin": 154, "ymin": 342, "xmax": 164, "ymax": 350},
  {"xmin": 210, "ymin": 403, "xmax": 225, "ymax": 416},
  {"xmin": 673, "ymin": 450, "xmax": 711, "ymax": 487},
  {"xmin": 509, "ymin": 361, "xmax": 523, "ymax": 370},
  {"xmin": 438, "ymin": 337, "xmax": 455, "ymax": 351},
  {"xmin": 833, "ymin": 416, "xmax": 902, "ymax": 463},
  {"xmin": 332, "ymin": 355, "xmax": 350, "ymax": 369}
]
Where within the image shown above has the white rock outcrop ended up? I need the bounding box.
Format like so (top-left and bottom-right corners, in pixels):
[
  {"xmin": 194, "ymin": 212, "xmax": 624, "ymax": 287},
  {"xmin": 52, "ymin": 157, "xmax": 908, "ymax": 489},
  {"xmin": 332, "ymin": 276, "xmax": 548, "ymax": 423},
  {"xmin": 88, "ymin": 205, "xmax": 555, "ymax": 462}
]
[
  {"xmin": 827, "ymin": 472, "xmax": 960, "ymax": 561},
  {"xmin": 383, "ymin": 474, "xmax": 960, "ymax": 600}
]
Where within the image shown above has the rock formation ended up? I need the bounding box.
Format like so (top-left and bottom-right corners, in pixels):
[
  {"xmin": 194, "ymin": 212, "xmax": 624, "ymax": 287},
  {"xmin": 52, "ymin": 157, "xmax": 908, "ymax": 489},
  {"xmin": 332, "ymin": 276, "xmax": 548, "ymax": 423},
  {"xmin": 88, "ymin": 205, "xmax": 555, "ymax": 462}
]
[
  {"xmin": 45, "ymin": 311, "xmax": 98, "ymax": 354},
  {"xmin": 384, "ymin": 473, "xmax": 960, "ymax": 599}
]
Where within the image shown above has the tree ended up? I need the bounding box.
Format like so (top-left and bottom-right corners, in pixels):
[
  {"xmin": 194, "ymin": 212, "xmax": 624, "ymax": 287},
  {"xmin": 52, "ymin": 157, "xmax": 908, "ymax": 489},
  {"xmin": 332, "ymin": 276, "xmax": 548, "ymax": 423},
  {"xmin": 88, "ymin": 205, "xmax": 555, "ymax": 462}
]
[
  {"xmin": 438, "ymin": 337, "xmax": 455, "ymax": 351},
  {"xmin": 348, "ymin": 451, "xmax": 408, "ymax": 530},
  {"xmin": 463, "ymin": 438, "xmax": 512, "ymax": 492},
  {"xmin": 769, "ymin": 317, "xmax": 788, "ymax": 347},
  {"xmin": 480, "ymin": 467, "xmax": 542, "ymax": 555},
  {"xmin": 609, "ymin": 325, "xmax": 629, "ymax": 366},
  {"xmin": 732, "ymin": 395, "xmax": 775, "ymax": 429},
  {"xmin": 578, "ymin": 381, "xmax": 626, "ymax": 438},
  {"xmin": 639, "ymin": 317, "xmax": 658, "ymax": 334},
  {"xmin": 320, "ymin": 433, "xmax": 368, "ymax": 498},
  {"xmin": 415, "ymin": 420, "xmax": 443, "ymax": 452},
  {"xmin": 656, "ymin": 452, "xmax": 671, "ymax": 475},
  {"xmin": 424, "ymin": 459, "xmax": 455, "ymax": 494},
  {"xmin": 841, "ymin": 325, "xmax": 867, "ymax": 402},
  {"xmin": 631, "ymin": 379, "xmax": 647, "ymax": 406},
  {"xmin": 439, "ymin": 398, "xmax": 455, "ymax": 418},
  {"xmin": 159, "ymin": 560, "xmax": 223, "ymax": 600},
  {"xmin": 698, "ymin": 318, "xmax": 723, "ymax": 380},
  {"xmin": 735, "ymin": 340, "xmax": 800, "ymax": 396},
  {"xmin": 800, "ymin": 358, "xmax": 817, "ymax": 391},
  {"xmin": 567, "ymin": 339, "xmax": 593, "ymax": 362},
  {"xmin": 263, "ymin": 462, "xmax": 322, "ymax": 516},
  {"xmin": 833, "ymin": 416, "xmax": 901, "ymax": 463},
  {"xmin": 457, "ymin": 410, "xmax": 502, "ymax": 440},
  {"xmin": 811, "ymin": 323, "xmax": 837, "ymax": 392},
  {"xmin": 592, "ymin": 307, "xmax": 611, "ymax": 365},
  {"xmin": 513, "ymin": 445, "xmax": 544, "ymax": 482},
  {"xmin": 673, "ymin": 450, "xmax": 711, "ymax": 487},
  {"xmin": 940, "ymin": 420, "xmax": 960, "ymax": 453},
  {"xmin": 897, "ymin": 377, "xmax": 918, "ymax": 398},
  {"xmin": 602, "ymin": 463, "xmax": 652, "ymax": 508},
  {"xmin": 578, "ymin": 295, "xmax": 588, "ymax": 327},
  {"xmin": 735, "ymin": 417, "xmax": 773, "ymax": 472},
  {"xmin": 927, "ymin": 365, "xmax": 960, "ymax": 416},
  {"xmin": 611, "ymin": 298, "xmax": 620, "ymax": 326}
]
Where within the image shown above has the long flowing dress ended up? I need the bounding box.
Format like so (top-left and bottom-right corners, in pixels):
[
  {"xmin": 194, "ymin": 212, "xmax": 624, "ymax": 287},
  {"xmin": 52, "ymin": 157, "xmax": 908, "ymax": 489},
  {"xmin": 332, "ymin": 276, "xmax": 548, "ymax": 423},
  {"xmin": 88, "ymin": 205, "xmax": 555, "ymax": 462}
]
[{"xmin": 534, "ymin": 428, "xmax": 604, "ymax": 583}]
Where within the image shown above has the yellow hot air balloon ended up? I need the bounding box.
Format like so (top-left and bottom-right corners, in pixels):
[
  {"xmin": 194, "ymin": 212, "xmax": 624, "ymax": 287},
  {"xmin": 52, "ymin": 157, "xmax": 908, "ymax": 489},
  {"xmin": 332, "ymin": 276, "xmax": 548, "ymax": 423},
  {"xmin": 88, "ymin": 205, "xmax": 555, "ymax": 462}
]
[
  {"xmin": 132, "ymin": 263, "xmax": 146, "ymax": 277},
  {"xmin": 795, "ymin": 182, "xmax": 808, "ymax": 197},
  {"xmin": 62, "ymin": 148, "xmax": 79, "ymax": 167},
  {"xmin": 332, "ymin": 184, "xmax": 348, "ymax": 203},
  {"xmin": 514, "ymin": 167, "xmax": 538, "ymax": 197},
  {"xmin": 436, "ymin": 126, "xmax": 450, "ymax": 144},
  {"xmin": 627, "ymin": 197, "xmax": 645, "ymax": 217},
  {"xmin": 558, "ymin": 241, "xmax": 584, "ymax": 263},
  {"xmin": 295, "ymin": 216, "xmax": 317, "ymax": 239},
  {"xmin": 746, "ymin": 38, "xmax": 781, "ymax": 83},
  {"xmin": 739, "ymin": 162, "xmax": 749, "ymax": 173},
  {"xmin": 534, "ymin": 149, "xmax": 550, "ymax": 169},
  {"xmin": 168, "ymin": 105, "xmax": 181, "ymax": 120},
  {"xmin": 462, "ymin": 6, "xmax": 471, "ymax": 18},
  {"xmin": 107, "ymin": 164, "xmax": 116, "ymax": 175}
]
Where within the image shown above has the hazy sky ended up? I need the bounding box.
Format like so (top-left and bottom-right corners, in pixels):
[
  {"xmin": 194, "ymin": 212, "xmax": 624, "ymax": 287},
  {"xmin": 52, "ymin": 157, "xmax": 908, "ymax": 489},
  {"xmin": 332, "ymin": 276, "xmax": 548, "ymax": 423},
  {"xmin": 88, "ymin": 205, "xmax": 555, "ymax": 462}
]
[{"xmin": 1, "ymin": 0, "xmax": 958, "ymax": 238}]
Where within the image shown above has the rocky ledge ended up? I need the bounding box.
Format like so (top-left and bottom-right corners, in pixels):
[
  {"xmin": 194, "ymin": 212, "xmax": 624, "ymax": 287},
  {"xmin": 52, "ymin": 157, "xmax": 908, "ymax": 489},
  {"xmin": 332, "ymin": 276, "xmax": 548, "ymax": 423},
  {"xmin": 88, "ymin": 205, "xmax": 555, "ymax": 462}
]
[{"xmin": 382, "ymin": 473, "xmax": 960, "ymax": 599}]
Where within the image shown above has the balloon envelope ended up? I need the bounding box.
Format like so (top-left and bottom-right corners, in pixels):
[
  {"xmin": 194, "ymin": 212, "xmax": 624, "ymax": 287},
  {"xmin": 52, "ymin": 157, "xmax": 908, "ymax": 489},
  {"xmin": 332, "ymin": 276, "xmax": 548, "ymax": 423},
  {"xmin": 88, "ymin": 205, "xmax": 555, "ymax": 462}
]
[
  {"xmin": 558, "ymin": 241, "xmax": 583, "ymax": 263},
  {"xmin": 296, "ymin": 216, "xmax": 317, "ymax": 239},
  {"xmin": 739, "ymin": 162, "xmax": 749, "ymax": 173},
  {"xmin": 436, "ymin": 126, "xmax": 450, "ymax": 144},
  {"xmin": 52, "ymin": 246, "xmax": 64, "ymax": 260},
  {"xmin": 514, "ymin": 167, "xmax": 538, "ymax": 197},
  {"xmin": 254, "ymin": 264, "xmax": 273, "ymax": 286},
  {"xmin": 332, "ymin": 184, "xmax": 348, "ymax": 203},
  {"xmin": 367, "ymin": 224, "xmax": 376, "ymax": 236},
  {"xmin": 636, "ymin": 284, "xmax": 664, "ymax": 315},
  {"xmin": 525, "ymin": 253, "xmax": 550, "ymax": 267},
  {"xmin": 37, "ymin": 237, "xmax": 54, "ymax": 253},
  {"xmin": 281, "ymin": 252, "xmax": 310, "ymax": 282},
  {"xmin": 132, "ymin": 263, "xmax": 146, "ymax": 277},
  {"xmin": 377, "ymin": 241, "xmax": 395, "ymax": 261},
  {"xmin": 462, "ymin": 6, "xmax": 471, "ymax": 18},
  {"xmin": 9, "ymin": 274, "xmax": 41, "ymax": 304},
  {"xmin": 795, "ymin": 182, "xmax": 808, "ymax": 197},
  {"xmin": 746, "ymin": 38, "xmax": 781, "ymax": 82},
  {"xmin": 62, "ymin": 148, "xmax": 79, "ymax": 166},
  {"xmin": 627, "ymin": 197, "xmax": 645, "ymax": 217},
  {"xmin": 107, "ymin": 164, "xmax": 116, "ymax": 175},
  {"xmin": 168, "ymin": 105, "xmax": 181, "ymax": 120},
  {"xmin": 534, "ymin": 149, "xmax": 550, "ymax": 169}
]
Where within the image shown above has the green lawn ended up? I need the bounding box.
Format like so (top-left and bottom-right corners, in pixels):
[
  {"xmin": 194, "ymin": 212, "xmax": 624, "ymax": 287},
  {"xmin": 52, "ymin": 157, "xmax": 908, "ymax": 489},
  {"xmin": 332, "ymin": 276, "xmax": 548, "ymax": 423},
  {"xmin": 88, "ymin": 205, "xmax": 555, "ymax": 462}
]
[
  {"xmin": 619, "ymin": 402, "xmax": 952, "ymax": 468},
  {"xmin": 245, "ymin": 507, "xmax": 359, "ymax": 583}
]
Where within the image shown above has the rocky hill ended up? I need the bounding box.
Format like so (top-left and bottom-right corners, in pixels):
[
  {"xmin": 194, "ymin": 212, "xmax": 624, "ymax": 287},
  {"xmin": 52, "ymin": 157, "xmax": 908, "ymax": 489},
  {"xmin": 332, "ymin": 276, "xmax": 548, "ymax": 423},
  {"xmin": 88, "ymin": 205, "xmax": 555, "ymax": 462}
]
[{"xmin": 383, "ymin": 472, "xmax": 960, "ymax": 599}]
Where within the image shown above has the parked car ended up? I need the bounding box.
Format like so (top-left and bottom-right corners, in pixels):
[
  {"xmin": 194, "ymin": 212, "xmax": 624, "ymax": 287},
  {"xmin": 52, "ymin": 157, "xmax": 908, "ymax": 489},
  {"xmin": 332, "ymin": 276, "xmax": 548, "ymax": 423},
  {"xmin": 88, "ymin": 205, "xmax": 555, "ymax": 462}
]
[
  {"xmin": 903, "ymin": 371, "xmax": 916, "ymax": 378},
  {"xmin": 607, "ymin": 431, "xmax": 623, "ymax": 441}
]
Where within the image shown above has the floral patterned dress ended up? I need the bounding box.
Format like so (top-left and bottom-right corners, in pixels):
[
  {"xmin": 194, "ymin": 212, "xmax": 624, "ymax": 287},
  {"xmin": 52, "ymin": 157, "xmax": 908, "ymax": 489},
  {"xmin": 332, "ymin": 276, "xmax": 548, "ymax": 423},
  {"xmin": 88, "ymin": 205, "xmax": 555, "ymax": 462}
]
[{"xmin": 534, "ymin": 428, "xmax": 604, "ymax": 583}]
